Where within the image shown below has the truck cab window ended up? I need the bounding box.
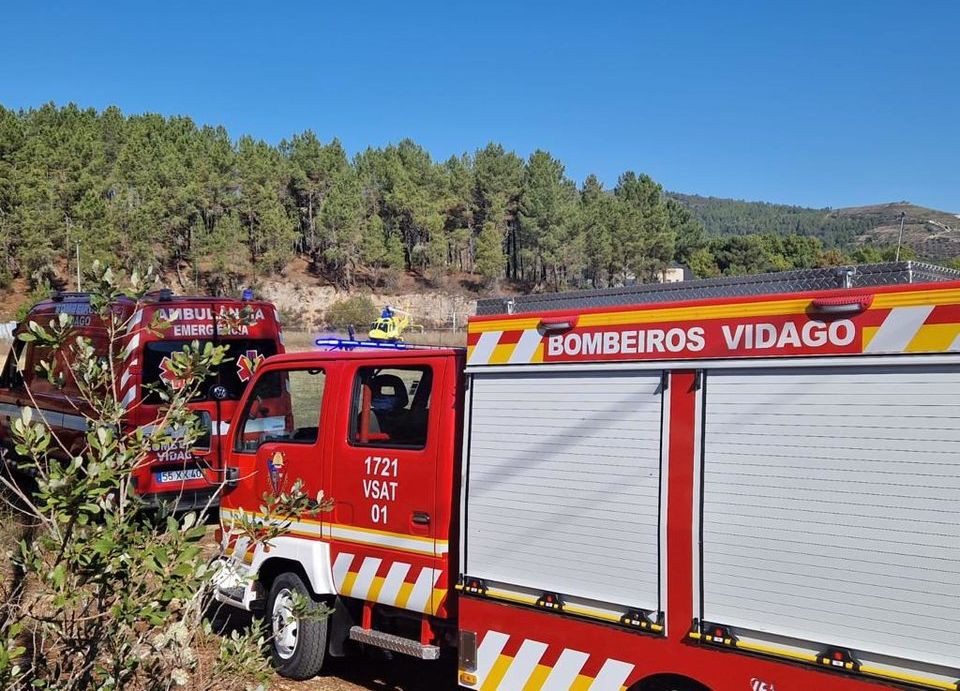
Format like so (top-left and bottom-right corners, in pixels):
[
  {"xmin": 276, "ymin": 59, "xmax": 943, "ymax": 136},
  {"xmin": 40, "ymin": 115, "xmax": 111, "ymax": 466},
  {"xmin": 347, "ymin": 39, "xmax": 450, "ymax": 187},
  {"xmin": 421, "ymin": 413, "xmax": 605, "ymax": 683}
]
[
  {"xmin": 350, "ymin": 366, "xmax": 431, "ymax": 449},
  {"xmin": 234, "ymin": 368, "xmax": 325, "ymax": 452}
]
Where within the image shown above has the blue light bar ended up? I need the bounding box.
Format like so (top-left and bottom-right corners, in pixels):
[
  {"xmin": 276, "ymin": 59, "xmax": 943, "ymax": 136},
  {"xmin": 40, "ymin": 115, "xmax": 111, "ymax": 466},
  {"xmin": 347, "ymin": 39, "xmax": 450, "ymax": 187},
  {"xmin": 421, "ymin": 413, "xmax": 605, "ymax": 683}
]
[{"xmin": 313, "ymin": 338, "xmax": 412, "ymax": 351}]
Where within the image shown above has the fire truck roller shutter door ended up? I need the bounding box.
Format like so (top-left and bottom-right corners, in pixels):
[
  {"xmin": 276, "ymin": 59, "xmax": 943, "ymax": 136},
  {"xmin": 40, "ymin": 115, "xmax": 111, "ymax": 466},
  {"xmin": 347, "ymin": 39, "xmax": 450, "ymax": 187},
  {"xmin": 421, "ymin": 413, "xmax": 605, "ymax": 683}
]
[
  {"xmin": 699, "ymin": 363, "xmax": 960, "ymax": 672},
  {"xmin": 465, "ymin": 369, "xmax": 665, "ymax": 612}
]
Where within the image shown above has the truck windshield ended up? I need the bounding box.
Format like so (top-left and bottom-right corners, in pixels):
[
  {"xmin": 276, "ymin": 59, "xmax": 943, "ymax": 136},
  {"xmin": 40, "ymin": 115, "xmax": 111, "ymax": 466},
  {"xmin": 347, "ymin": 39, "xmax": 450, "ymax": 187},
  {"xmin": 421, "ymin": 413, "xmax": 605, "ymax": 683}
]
[{"xmin": 141, "ymin": 339, "xmax": 277, "ymax": 403}]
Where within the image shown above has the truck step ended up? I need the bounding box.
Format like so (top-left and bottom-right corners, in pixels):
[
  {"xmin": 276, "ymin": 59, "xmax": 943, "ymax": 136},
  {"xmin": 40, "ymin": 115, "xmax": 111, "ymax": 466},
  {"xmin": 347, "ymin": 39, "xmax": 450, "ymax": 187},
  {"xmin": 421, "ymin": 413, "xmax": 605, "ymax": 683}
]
[{"xmin": 348, "ymin": 626, "xmax": 440, "ymax": 660}]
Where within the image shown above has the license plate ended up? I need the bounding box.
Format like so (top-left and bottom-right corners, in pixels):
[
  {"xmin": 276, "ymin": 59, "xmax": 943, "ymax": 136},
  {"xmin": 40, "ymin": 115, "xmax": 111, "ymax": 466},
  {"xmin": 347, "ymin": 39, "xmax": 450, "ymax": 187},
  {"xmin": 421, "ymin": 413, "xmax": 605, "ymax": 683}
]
[{"xmin": 156, "ymin": 468, "xmax": 205, "ymax": 484}]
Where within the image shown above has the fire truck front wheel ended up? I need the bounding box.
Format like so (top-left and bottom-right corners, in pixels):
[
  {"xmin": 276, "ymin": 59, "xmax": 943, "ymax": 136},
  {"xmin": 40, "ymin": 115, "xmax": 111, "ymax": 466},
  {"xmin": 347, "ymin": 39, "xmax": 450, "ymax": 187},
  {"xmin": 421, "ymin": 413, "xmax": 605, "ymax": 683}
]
[{"xmin": 266, "ymin": 572, "xmax": 328, "ymax": 679}]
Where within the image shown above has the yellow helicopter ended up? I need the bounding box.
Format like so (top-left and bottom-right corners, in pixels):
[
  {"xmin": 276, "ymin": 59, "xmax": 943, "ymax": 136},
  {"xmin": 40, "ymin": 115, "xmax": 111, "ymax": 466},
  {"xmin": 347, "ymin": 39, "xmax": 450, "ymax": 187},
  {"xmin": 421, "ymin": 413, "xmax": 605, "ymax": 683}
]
[{"xmin": 368, "ymin": 306, "xmax": 422, "ymax": 342}]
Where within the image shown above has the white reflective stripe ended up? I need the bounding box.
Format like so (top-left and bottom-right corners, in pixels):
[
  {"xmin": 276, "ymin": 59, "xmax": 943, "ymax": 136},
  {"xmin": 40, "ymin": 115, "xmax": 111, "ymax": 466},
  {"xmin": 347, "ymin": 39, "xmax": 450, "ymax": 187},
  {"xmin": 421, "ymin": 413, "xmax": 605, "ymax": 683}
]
[
  {"xmin": 589, "ymin": 659, "xmax": 634, "ymax": 690},
  {"xmin": 350, "ymin": 557, "xmax": 382, "ymax": 598},
  {"xmin": 377, "ymin": 561, "xmax": 411, "ymax": 605},
  {"xmin": 239, "ymin": 416, "xmax": 286, "ymax": 434},
  {"xmin": 331, "ymin": 552, "xmax": 354, "ymax": 590},
  {"xmin": 218, "ymin": 509, "xmax": 447, "ymax": 557},
  {"xmin": 508, "ymin": 329, "xmax": 542, "ymax": 364},
  {"xmin": 211, "ymin": 421, "xmax": 231, "ymax": 436},
  {"xmin": 323, "ymin": 524, "xmax": 444, "ymax": 556},
  {"xmin": 951, "ymin": 331, "xmax": 960, "ymax": 351},
  {"xmin": 126, "ymin": 309, "xmax": 143, "ymax": 333},
  {"xmin": 60, "ymin": 412, "xmax": 89, "ymax": 432},
  {"xmin": 542, "ymin": 648, "xmax": 590, "ymax": 690},
  {"xmin": 286, "ymin": 519, "xmax": 322, "ymax": 537},
  {"xmin": 866, "ymin": 306, "xmax": 934, "ymax": 352},
  {"xmin": 498, "ymin": 639, "xmax": 548, "ymax": 691},
  {"xmin": 0, "ymin": 404, "xmax": 87, "ymax": 432},
  {"xmin": 406, "ymin": 567, "xmax": 440, "ymax": 612},
  {"xmin": 0, "ymin": 403, "xmax": 21, "ymax": 419},
  {"xmin": 469, "ymin": 331, "xmax": 501, "ymax": 366},
  {"xmin": 120, "ymin": 368, "xmax": 133, "ymax": 389},
  {"xmin": 474, "ymin": 631, "xmax": 509, "ymax": 687},
  {"xmin": 123, "ymin": 333, "xmax": 141, "ymax": 359},
  {"xmin": 121, "ymin": 387, "xmax": 137, "ymax": 409}
]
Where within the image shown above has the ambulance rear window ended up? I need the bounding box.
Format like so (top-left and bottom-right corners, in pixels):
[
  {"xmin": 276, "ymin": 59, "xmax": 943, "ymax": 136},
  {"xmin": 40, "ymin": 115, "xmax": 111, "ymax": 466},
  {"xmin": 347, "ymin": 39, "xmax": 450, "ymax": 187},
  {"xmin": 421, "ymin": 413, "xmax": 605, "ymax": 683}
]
[{"xmin": 141, "ymin": 339, "xmax": 277, "ymax": 403}]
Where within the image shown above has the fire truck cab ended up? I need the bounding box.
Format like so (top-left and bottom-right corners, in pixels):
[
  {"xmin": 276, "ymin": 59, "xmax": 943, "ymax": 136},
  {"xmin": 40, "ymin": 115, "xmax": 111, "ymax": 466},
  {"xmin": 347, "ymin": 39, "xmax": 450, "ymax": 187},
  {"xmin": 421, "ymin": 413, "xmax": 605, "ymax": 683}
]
[
  {"xmin": 217, "ymin": 262, "xmax": 960, "ymax": 691},
  {"xmin": 216, "ymin": 344, "xmax": 464, "ymax": 676},
  {"xmin": 0, "ymin": 290, "xmax": 284, "ymax": 510}
]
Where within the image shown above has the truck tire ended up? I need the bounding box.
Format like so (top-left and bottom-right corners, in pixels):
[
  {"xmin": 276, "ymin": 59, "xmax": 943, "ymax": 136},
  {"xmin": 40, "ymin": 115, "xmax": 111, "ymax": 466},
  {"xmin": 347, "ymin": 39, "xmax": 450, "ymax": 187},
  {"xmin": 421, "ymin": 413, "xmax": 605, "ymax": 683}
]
[{"xmin": 266, "ymin": 572, "xmax": 328, "ymax": 679}]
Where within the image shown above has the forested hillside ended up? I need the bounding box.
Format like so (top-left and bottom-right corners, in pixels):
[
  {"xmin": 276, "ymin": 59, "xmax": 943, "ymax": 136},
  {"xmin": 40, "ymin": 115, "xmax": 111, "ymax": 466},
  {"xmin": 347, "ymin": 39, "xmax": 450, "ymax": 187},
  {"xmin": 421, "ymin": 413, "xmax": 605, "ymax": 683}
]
[
  {"xmin": 670, "ymin": 193, "xmax": 960, "ymax": 260},
  {"xmin": 1, "ymin": 104, "xmax": 954, "ymax": 303}
]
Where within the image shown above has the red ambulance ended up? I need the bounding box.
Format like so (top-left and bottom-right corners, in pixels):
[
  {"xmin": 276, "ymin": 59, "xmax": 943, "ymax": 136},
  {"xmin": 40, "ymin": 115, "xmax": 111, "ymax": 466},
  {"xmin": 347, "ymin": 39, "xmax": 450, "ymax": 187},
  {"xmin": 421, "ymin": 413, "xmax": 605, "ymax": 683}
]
[
  {"xmin": 0, "ymin": 289, "xmax": 284, "ymax": 510},
  {"xmin": 215, "ymin": 262, "xmax": 960, "ymax": 691}
]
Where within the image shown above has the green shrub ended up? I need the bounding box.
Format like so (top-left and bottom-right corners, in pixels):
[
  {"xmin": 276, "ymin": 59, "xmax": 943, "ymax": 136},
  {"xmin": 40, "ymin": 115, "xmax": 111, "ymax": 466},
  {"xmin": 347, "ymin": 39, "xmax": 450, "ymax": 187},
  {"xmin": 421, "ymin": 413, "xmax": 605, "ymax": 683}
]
[
  {"xmin": 324, "ymin": 295, "xmax": 377, "ymax": 330},
  {"xmin": 0, "ymin": 262, "xmax": 329, "ymax": 690}
]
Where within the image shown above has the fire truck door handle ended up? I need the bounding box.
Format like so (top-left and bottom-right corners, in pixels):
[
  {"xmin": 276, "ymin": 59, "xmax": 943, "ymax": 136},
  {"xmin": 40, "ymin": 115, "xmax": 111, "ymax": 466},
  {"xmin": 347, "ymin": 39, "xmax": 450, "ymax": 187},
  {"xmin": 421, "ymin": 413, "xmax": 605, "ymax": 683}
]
[{"xmin": 412, "ymin": 512, "xmax": 431, "ymax": 525}]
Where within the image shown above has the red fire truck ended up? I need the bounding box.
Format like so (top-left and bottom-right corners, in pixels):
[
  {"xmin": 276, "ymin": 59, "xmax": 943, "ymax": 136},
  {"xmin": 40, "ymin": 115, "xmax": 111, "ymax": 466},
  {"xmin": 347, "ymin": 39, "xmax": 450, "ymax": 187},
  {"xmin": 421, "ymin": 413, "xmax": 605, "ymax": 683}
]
[
  {"xmin": 0, "ymin": 289, "xmax": 284, "ymax": 510},
  {"xmin": 215, "ymin": 262, "xmax": 960, "ymax": 691}
]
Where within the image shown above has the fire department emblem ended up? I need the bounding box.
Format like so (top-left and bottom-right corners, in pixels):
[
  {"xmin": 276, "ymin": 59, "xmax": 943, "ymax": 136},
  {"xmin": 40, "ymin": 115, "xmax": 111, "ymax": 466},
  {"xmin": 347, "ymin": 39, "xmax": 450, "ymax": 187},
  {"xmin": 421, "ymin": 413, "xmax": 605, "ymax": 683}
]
[
  {"xmin": 158, "ymin": 356, "xmax": 188, "ymax": 390},
  {"xmin": 267, "ymin": 450, "xmax": 286, "ymax": 494},
  {"xmin": 236, "ymin": 350, "xmax": 264, "ymax": 383}
]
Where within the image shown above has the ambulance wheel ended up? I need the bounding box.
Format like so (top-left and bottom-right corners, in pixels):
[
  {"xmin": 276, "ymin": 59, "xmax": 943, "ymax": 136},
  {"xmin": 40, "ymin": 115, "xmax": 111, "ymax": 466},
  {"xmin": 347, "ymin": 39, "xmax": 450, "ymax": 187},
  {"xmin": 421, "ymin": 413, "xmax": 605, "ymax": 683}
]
[{"xmin": 266, "ymin": 572, "xmax": 328, "ymax": 679}]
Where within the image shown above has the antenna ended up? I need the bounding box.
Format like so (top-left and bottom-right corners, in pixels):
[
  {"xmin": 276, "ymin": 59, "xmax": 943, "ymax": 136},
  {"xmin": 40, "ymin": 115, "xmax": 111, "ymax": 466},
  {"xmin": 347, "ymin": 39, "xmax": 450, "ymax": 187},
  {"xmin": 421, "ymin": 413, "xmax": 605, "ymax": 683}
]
[
  {"xmin": 895, "ymin": 211, "xmax": 906, "ymax": 261},
  {"xmin": 75, "ymin": 241, "xmax": 82, "ymax": 291}
]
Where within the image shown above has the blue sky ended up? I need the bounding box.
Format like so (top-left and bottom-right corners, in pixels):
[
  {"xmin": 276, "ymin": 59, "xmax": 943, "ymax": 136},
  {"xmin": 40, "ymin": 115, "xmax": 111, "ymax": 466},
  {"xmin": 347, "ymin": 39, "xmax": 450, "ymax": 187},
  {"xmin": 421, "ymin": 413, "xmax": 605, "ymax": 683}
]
[{"xmin": 2, "ymin": 1, "xmax": 958, "ymax": 211}]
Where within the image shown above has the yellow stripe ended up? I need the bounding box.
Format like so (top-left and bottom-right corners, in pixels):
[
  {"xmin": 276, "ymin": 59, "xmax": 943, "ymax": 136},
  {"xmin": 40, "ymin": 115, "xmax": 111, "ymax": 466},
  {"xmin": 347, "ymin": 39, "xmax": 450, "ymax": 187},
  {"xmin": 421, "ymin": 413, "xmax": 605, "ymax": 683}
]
[
  {"xmin": 429, "ymin": 587, "xmax": 446, "ymax": 614},
  {"xmin": 340, "ymin": 571, "xmax": 358, "ymax": 597},
  {"xmin": 481, "ymin": 654, "xmax": 513, "ymax": 691},
  {"xmin": 563, "ymin": 603, "xmax": 623, "ymax": 623},
  {"xmin": 858, "ymin": 664, "xmax": 958, "ymax": 690},
  {"xmin": 221, "ymin": 509, "xmax": 445, "ymax": 549},
  {"xmin": 569, "ymin": 674, "xmax": 595, "ymax": 691},
  {"xmin": 328, "ymin": 521, "xmax": 440, "ymax": 547},
  {"xmin": 366, "ymin": 575, "xmax": 387, "ymax": 603},
  {"xmin": 531, "ymin": 341, "xmax": 545, "ymax": 363},
  {"xmin": 523, "ymin": 663, "xmax": 552, "ymax": 690},
  {"xmin": 735, "ymin": 638, "xmax": 818, "ymax": 663},
  {"xmin": 395, "ymin": 581, "xmax": 415, "ymax": 609},
  {"xmin": 487, "ymin": 342, "xmax": 516, "ymax": 365},
  {"xmin": 470, "ymin": 317, "xmax": 543, "ymax": 333},
  {"xmin": 469, "ymin": 298, "xmax": 812, "ymax": 333},
  {"xmin": 222, "ymin": 512, "xmax": 446, "ymax": 556},
  {"xmin": 905, "ymin": 323, "xmax": 960, "ymax": 352},
  {"xmin": 486, "ymin": 588, "xmax": 538, "ymax": 606},
  {"xmin": 873, "ymin": 287, "xmax": 960, "ymax": 309},
  {"xmin": 466, "ymin": 344, "xmax": 476, "ymax": 360},
  {"xmin": 577, "ymin": 298, "xmax": 812, "ymax": 327},
  {"xmin": 861, "ymin": 325, "xmax": 880, "ymax": 349}
]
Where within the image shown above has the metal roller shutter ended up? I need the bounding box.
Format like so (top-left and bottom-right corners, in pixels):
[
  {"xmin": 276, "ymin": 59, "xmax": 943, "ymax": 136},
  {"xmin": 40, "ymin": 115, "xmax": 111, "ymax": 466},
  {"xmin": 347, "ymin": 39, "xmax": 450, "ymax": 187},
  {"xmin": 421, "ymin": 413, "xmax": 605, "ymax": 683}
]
[
  {"xmin": 466, "ymin": 370, "xmax": 664, "ymax": 610},
  {"xmin": 701, "ymin": 364, "xmax": 960, "ymax": 669}
]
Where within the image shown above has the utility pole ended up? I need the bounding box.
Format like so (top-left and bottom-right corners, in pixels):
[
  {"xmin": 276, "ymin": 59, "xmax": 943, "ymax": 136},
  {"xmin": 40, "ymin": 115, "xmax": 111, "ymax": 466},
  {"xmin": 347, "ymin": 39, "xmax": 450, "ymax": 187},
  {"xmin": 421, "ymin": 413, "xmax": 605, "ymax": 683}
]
[
  {"xmin": 75, "ymin": 241, "xmax": 82, "ymax": 291},
  {"xmin": 895, "ymin": 211, "xmax": 906, "ymax": 262}
]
